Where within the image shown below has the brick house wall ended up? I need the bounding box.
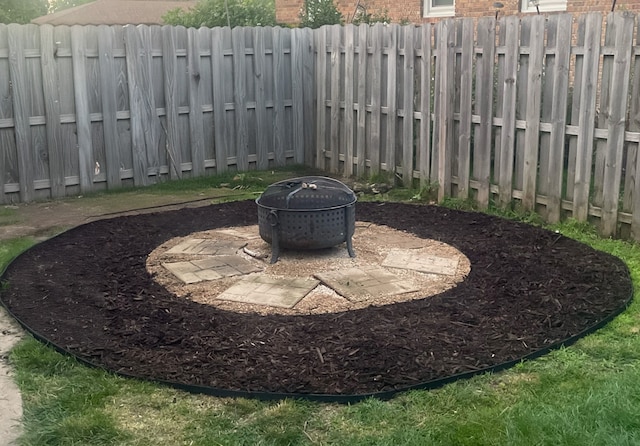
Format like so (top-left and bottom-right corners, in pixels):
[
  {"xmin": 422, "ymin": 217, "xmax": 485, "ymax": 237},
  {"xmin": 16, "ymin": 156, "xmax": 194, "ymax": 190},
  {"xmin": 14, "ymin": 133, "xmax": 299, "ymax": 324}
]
[{"xmin": 276, "ymin": 0, "xmax": 639, "ymax": 26}]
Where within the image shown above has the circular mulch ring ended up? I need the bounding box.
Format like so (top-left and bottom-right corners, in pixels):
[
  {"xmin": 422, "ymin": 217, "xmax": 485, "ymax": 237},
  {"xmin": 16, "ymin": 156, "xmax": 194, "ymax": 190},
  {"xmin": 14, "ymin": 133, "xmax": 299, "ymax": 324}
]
[{"xmin": 0, "ymin": 201, "xmax": 633, "ymax": 402}]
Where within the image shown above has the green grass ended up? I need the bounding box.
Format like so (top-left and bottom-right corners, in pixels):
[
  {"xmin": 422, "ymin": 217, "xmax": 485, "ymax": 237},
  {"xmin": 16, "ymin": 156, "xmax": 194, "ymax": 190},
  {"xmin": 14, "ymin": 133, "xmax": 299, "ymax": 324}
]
[
  {"xmin": 0, "ymin": 206, "xmax": 20, "ymax": 226},
  {"xmin": 0, "ymin": 238, "xmax": 36, "ymax": 274},
  {"xmin": 90, "ymin": 165, "xmax": 313, "ymax": 197},
  {"xmin": 3, "ymin": 173, "xmax": 640, "ymax": 445}
]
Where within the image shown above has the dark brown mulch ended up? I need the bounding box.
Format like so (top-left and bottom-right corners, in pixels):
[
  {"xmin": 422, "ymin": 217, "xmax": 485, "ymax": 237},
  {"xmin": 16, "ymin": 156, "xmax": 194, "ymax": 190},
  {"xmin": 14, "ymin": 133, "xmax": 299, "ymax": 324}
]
[{"xmin": 0, "ymin": 201, "xmax": 633, "ymax": 400}]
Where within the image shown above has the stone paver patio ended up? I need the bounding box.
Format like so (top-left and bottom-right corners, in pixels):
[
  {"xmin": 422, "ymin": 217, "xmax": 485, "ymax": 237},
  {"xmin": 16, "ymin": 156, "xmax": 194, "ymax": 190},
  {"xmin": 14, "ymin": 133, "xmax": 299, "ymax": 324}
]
[
  {"xmin": 382, "ymin": 249, "xmax": 459, "ymax": 275},
  {"xmin": 216, "ymin": 275, "xmax": 320, "ymax": 308},
  {"xmin": 166, "ymin": 239, "xmax": 247, "ymax": 255},
  {"xmin": 314, "ymin": 266, "xmax": 420, "ymax": 302},
  {"xmin": 161, "ymin": 237, "xmax": 464, "ymax": 308},
  {"xmin": 162, "ymin": 255, "xmax": 262, "ymax": 284}
]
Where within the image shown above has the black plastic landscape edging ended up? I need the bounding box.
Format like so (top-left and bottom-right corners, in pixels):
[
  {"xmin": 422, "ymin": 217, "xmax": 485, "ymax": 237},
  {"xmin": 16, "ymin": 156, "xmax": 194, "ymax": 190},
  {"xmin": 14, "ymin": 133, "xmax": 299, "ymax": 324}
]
[
  {"xmin": 0, "ymin": 201, "xmax": 635, "ymax": 403},
  {"xmin": 0, "ymin": 283, "xmax": 633, "ymax": 404}
]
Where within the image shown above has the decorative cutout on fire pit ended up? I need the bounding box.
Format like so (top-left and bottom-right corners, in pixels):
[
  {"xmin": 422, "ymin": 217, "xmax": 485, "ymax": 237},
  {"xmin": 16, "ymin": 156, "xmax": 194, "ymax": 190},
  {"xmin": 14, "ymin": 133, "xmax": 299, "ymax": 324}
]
[
  {"xmin": 217, "ymin": 275, "xmax": 320, "ymax": 308},
  {"xmin": 314, "ymin": 266, "xmax": 419, "ymax": 302}
]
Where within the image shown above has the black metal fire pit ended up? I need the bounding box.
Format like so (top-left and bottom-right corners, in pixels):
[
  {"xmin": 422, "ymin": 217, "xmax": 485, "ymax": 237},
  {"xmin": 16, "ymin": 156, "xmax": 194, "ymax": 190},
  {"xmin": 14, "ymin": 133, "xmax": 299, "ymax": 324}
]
[{"xmin": 256, "ymin": 176, "xmax": 357, "ymax": 263}]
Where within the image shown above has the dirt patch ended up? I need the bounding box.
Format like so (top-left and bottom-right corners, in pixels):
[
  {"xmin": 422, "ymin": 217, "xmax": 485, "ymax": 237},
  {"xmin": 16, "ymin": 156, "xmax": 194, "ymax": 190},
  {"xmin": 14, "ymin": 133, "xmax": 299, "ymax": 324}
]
[{"xmin": 0, "ymin": 201, "xmax": 633, "ymax": 398}]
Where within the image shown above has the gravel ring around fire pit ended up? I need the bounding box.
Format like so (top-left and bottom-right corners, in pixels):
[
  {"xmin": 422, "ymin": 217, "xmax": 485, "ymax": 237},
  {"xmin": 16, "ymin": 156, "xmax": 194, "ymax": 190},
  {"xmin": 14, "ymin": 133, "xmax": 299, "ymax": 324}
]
[{"xmin": 0, "ymin": 201, "xmax": 633, "ymax": 402}]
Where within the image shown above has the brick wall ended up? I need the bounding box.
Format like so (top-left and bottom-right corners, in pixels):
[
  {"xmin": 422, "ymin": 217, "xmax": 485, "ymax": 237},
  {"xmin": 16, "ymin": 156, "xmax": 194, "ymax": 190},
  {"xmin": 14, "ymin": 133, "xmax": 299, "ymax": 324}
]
[
  {"xmin": 276, "ymin": 0, "xmax": 301, "ymax": 23},
  {"xmin": 276, "ymin": 0, "xmax": 639, "ymax": 25}
]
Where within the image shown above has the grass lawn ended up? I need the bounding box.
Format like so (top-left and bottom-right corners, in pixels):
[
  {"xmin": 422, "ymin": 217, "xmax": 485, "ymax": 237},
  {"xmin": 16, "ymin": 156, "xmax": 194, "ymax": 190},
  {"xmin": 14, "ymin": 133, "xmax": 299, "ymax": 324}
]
[{"xmin": 2, "ymin": 170, "xmax": 640, "ymax": 445}]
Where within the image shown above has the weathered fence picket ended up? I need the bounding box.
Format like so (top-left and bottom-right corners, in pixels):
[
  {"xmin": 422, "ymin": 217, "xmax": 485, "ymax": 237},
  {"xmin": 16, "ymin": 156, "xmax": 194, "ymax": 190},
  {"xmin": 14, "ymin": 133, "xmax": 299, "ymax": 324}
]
[
  {"xmin": 40, "ymin": 25, "xmax": 65, "ymax": 198},
  {"xmin": 417, "ymin": 23, "xmax": 431, "ymax": 189},
  {"xmin": 1, "ymin": 14, "xmax": 640, "ymax": 240},
  {"xmin": 628, "ymin": 22, "xmax": 640, "ymax": 239},
  {"xmin": 400, "ymin": 26, "xmax": 415, "ymax": 186},
  {"xmin": 7, "ymin": 24, "xmax": 34, "ymax": 202},
  {"xmin": 210, "ymin": 27, "xmax": 227, "ymax": 174},
  {"xmin": 314, "ymin": 26, "xmax": 326, "ymax": 171},
  {"xmin": 434, "ymin": 19, "xmax": 454, "ymax": 202},
  {"xmin": 497, "ymin": 16, "xmax": 520, "ymax": 208},
  {"xmin": 543, "ymin": 14, "xmax": 571, "ymax": 223},
  {"xmin": 454, "ymin": 19, "xmax": 473, "ymax": 199},
  {"xmin": 572, "ymin": 14, "xmax": 602, "ymax": 222},
  {"xmin": 369, "ymin": 24, "xmax": 383, "ymax": 175},
  {"xmin": 343, "ymin": 24, "xmax": 355, "ymax": 177},
  {"xmin": 355, "ymin": 24, "xmax": 367, "ymax": 176},
  {"xmin": 521, "ymin": 15, "xmax": 545, "ymax": 211},
  {"xmin": 385, "ymin": 25, "xmax": 397, "ymax": 177},
  {"xmin": 328, "ymin": 25, "xmax": 340, "ymax": 173},
  {"xmin": 187, "ymin": 27, "xmax": 205, "ymax": 178},
  {"xmin": 473, "ymin": 17, "xmax": 495, "ymax": 209},
  {"xmin": 600, "ymin": 13, "xmax": 634, "ymax": 236},
  {"xmin": 97, "ymin": 25, "xmax": 122, "ymax": 189},
  {"xmin": 231, "ymin": 27, "xmax": 249, "ymax": 171}
]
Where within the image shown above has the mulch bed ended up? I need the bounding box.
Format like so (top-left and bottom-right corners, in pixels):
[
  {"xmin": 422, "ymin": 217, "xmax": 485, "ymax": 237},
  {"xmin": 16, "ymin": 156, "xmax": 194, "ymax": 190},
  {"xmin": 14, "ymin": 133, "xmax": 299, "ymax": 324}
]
[{"xmin": 0, "ymin": 201, "xmax": 633, "ymax": 401}]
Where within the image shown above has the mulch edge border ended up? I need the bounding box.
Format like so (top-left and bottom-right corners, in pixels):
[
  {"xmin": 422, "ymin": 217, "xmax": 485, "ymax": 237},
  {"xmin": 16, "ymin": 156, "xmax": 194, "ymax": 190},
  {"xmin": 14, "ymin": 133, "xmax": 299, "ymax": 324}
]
[
  {"xmin": 0, "ymin": 276, "xmax": 633, "ymax": 403},
  {"xmin": 0, "ymin": 203, "xmax": 634, "ymax": 403}
]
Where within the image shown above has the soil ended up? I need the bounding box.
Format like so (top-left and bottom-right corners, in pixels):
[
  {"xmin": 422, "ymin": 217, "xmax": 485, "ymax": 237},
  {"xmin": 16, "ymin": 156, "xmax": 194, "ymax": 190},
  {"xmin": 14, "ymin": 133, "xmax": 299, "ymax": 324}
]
[{"xmin": 0, "ymin": 200, "xmax": 633, "ymax": 399}]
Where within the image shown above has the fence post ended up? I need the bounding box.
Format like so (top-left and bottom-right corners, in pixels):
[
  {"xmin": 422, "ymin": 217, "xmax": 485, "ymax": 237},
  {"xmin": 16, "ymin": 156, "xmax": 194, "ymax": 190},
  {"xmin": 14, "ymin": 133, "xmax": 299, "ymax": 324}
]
[
  {"xmin": 473, "ymin": 17, "xmax": 495, "ymax": 210},
  {"xmin": 187, "ymin": 27, "xmax": 205, "ymax": 178},
  {"xmin": 369, "ymin": 23, "xmax": 383, "ymax": 176},
  {"xmin": 385, "ymin": 24, "xmax": 398, "ymax": 179},
  {"xmin": 343, "ymin": 24, "xmax": 355, "ymax": 177},
  {"xmin": 315, "ymin": 26, "xmax": 327, "ymax": 170},
  {"xmin": 328, "ymin": 25, "xmax": 341, "ymax": 174},
  {"xmin": 434, "ymin": 19, "xmax": 455, "ymax": 202},
  {"xmin": 496, "ymin": 16, "xmax": 519, "ymax": 209},
  {"xmin": 401, "ymin": 25, "xmax": 415, "ymax": 187},
  {"xmin": 418, "ymin": 23, "xmax": 432, "ymax": 189},
  {"xmin": 356, "ymin": 24, "xmax": 368, "ymax": 177}
]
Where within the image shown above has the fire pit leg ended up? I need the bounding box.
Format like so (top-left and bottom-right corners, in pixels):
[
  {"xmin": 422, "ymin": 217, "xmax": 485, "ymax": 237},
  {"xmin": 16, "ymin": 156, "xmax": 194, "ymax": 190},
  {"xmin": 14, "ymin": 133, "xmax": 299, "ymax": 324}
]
[
  {"xmin": 346, "ymin": 237, "xmax": 355, "ymax": 258},
  {"xmin": 268, "ymin": 210, "xmax": 280, "ymax": 264},
  {"xmin": 346, "ymin": 205, "xmax": 356, "ymax": 258}
]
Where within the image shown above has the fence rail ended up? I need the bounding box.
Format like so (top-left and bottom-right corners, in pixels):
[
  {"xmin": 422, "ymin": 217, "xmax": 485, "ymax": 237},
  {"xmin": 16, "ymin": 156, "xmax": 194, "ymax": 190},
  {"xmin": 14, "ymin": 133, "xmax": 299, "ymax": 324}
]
[{"xmin": 1, "ymin": 13, "xmax": 640, "ymax": 239}]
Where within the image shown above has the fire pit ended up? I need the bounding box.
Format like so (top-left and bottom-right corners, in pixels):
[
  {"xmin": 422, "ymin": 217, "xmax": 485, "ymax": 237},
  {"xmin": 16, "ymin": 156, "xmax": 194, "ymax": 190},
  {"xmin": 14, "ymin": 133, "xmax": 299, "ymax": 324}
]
[{"xmin": 256, "ymin": 176, "xmax": 356, "ymax": 263}]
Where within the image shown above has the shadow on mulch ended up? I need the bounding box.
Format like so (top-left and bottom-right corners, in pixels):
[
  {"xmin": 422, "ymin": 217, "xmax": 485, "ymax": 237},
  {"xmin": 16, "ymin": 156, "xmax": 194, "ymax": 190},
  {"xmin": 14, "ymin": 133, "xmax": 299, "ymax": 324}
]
[{"xmin": 0, "ymin": 201, "xmax": 633, "ymax": 402}]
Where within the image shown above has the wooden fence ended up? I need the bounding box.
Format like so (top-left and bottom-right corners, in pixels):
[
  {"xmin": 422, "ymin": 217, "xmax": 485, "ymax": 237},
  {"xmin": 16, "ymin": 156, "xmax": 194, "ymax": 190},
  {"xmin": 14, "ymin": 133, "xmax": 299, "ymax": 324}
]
[
  {"xmin": 1, "ymin": 13, "xmax": 640, "ymax": 238},
  {"xmin": 315, "ymin": 12, "xmax": 640, "ymax": 239},
  {"xmin": 0, "ymin": 24, "xmax": 316, "ymax": 202}
]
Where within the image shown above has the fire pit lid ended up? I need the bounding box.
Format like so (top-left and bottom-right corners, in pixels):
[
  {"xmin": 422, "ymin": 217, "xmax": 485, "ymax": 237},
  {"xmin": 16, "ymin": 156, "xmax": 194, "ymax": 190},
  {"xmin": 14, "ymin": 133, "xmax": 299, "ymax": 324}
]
[{"xmin": 256, "ymin": 176, "xmax": 356, "ymax": 210}]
